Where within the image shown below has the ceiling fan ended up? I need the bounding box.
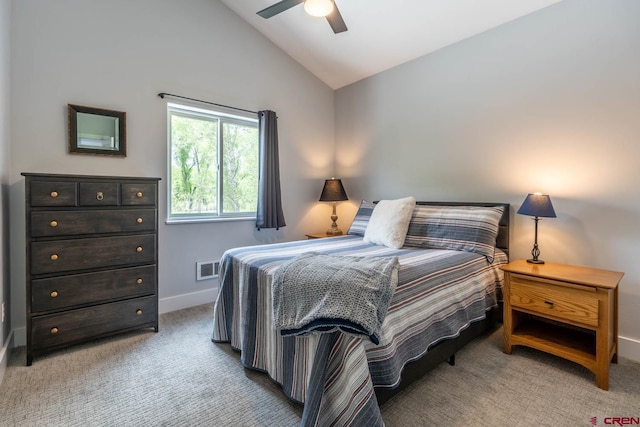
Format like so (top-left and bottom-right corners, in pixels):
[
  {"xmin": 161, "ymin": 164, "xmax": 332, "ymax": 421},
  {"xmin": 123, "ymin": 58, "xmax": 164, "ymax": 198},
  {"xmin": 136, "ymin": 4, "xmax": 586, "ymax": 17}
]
[{"xmin": 257, "ymin": 0, "xmax": 348, "ymax": 34}]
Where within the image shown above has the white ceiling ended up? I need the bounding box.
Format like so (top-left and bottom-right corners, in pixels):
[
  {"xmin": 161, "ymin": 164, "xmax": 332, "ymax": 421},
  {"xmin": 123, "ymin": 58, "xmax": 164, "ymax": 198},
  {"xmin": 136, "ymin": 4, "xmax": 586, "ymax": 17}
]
[{"xmin": 220, "ymin": 0, "xmax": 563, "ymax": 89}]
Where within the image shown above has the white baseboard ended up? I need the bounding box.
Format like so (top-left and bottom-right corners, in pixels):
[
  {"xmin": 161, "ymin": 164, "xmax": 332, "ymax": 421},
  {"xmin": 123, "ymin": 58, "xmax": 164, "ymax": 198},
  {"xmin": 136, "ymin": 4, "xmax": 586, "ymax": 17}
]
[
  {"xmin": 158, "ymin": 287, "xmax": 218, "ymax": 314},
  {"xmin": 619, "ymin": 335, "xmax": 640, "ymax": 363},
  {"xmin": 1, "ymin": 330, "xmax": 14, "ymax": 385}
]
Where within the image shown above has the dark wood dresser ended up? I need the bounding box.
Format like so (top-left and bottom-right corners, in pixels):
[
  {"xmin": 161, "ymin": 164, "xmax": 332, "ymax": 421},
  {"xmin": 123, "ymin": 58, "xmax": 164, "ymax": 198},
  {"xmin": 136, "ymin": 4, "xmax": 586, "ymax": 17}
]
[{"xmin": 23, "ymin": 173, "xmax": 160, "ymax": 365}]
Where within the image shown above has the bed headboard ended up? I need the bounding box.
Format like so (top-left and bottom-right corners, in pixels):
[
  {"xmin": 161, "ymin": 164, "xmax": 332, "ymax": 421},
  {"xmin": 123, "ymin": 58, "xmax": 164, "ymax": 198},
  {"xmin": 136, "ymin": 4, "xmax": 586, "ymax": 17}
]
[{"xmin": 415, "ymin": 201, "xmax": 510, "ymax": 260}]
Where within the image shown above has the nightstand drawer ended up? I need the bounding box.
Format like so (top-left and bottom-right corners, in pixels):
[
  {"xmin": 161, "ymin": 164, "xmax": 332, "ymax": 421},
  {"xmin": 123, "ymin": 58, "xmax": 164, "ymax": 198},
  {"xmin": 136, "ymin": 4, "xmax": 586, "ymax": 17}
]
[{"xmin": 509, "ymin": 274, "xmax": 599, "ymax": 327}]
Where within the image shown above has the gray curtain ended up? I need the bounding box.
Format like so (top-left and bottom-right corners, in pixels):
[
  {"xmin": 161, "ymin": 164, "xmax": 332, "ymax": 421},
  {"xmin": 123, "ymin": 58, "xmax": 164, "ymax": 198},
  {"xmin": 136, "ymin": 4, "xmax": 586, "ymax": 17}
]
[{"xmin": 256, "ymin": 110, "xmax": 286, "ymax": 230}]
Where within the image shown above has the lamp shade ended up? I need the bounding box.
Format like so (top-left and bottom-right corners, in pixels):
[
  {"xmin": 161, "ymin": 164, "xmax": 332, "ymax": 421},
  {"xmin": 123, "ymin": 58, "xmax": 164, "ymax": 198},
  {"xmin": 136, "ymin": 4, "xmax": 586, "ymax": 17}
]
[
  {"xmin": 517, "ymin": 193, "xmax": 556, "ymax": 218},
  {"xmin": 319, "ymin": 178, "xmax": 348, "ymax": 202}
]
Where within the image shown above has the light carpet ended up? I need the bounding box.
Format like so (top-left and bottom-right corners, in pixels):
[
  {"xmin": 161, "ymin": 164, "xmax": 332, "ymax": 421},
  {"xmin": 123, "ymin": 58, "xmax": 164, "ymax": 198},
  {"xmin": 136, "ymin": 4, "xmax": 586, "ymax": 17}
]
[{"xmin": 1, "ymin": 303, "xmax": 638, "ymax": 426}]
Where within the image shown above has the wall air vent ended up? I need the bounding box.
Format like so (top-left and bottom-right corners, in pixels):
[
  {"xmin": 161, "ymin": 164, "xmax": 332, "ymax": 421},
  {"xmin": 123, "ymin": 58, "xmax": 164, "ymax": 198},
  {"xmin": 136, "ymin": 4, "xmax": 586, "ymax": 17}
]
[{"xmin": 196, "ymin": 260, "xmax": 219, "ymax": 281}]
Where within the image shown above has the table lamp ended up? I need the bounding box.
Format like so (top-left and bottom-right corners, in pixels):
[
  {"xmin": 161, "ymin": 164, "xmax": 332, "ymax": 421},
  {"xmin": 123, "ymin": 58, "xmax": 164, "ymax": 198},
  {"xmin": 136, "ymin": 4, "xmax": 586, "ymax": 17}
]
[
  {"xmin": 319, "ymin": 178, "xmax": 348, "ymax": 235},
  {"xmin": 517, "ymin": 192, "xmax": 556, "ymax": 264}
]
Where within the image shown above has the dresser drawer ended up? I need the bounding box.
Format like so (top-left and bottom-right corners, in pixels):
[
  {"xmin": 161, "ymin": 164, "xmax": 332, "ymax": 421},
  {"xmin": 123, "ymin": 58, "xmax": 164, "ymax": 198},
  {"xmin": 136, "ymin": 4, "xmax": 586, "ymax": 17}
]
[
  {"xmin": 31, "ymin": 209, "xmax": 157, "ymax": 237},
  {"xmin": 509, "ymin": 274, "xmax": 599, "ymax": 327},
  {"xmin": 31, "ymin": 296, "xmax": 157, "ymax": 350},
  {"xmin": 31, "ymin": 265, "xmax": 156, "ymax": 313},
  {"xmin": 121, "ymin": 183, "xmax": 156, "ymax": 206},
  {"xmin": 80, "ymin": 182, "xmax": 118, "ymax": 206},
  {"xmin": 79, "ymin": 182, "xmax": 119, "ymax": 206},
  {"xmin": 30, "ymin": 181, "xmax": 77, "ymax": 207},
  {"xmin": 31, "ymin": 234, "xmax": 156, "ymax": 275}
]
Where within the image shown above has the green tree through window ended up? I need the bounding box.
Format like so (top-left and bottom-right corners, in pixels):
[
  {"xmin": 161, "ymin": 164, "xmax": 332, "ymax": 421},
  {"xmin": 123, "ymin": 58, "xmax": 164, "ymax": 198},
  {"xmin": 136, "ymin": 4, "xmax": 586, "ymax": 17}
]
[{"xmin": 168, "ymin": 103, "xmax": 258, "ymax": 221}]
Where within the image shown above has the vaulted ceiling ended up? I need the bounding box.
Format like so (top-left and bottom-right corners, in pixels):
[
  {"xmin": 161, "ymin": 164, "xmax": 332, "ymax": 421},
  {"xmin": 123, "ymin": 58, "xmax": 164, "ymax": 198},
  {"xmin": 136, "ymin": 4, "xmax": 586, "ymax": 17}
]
[{"xmin": 221, "ymin": 0, "xmax": 563, "ymax": 89}]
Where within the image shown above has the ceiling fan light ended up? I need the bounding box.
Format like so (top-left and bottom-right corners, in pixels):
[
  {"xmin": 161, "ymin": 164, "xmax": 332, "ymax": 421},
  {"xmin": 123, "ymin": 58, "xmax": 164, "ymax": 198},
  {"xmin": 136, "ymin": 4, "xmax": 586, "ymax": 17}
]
[{"xmin": 303, "ymin": 0, "xmax": 334, "ymax": 17}]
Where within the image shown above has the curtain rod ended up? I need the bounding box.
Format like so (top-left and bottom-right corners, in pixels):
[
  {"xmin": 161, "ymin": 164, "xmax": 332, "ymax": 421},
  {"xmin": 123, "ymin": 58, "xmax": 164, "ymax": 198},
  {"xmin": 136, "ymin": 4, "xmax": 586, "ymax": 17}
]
[{"xmin": 157, "ymin": 92, "xmax": 258, "ymax": 115}]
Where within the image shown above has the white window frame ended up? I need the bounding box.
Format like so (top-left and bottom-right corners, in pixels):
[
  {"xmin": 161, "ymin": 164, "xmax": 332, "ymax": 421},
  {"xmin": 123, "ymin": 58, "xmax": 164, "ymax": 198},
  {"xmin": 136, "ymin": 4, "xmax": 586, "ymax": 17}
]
[{"xmin": 166, "ymin": 102, "xmax": 259, "ymax": 224}]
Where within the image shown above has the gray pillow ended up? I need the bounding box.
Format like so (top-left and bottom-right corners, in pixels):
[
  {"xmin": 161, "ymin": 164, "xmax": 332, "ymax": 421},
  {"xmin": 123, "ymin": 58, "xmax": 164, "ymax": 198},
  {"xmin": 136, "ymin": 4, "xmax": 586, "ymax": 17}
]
[
  {"xmin": 403, "ymin": 205, "xmax": 503, "ymax": 262},
  {"xmin": 347, "ymin": 200, "xmax": 376, "ymax": 236}
]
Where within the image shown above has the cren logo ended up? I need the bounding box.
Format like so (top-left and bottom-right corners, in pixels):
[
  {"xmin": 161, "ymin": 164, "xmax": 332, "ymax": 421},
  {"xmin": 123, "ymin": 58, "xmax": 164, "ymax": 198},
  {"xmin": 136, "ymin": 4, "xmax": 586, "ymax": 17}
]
[{"xmin": 604, "ymin": 418, "xmax": 640, "ymax": 426}]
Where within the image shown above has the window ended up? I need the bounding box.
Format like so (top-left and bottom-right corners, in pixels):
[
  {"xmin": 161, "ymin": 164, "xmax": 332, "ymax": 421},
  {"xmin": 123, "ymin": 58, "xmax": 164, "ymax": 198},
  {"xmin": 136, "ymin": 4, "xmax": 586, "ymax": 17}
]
[{"xmin": 167, "ymin": 102, "xmax": 259, "ymax": 222}]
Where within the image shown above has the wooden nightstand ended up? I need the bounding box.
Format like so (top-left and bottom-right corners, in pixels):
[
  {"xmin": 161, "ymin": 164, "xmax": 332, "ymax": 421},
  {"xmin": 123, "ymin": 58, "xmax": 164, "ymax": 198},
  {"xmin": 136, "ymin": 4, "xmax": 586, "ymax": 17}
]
[
  {"xmin": 501, "ymin": 259, "xmax": 623, "ymax": 390},
  {"xmin": 305, "ymin": 233, "xmax": 338, "ymax": 239}
]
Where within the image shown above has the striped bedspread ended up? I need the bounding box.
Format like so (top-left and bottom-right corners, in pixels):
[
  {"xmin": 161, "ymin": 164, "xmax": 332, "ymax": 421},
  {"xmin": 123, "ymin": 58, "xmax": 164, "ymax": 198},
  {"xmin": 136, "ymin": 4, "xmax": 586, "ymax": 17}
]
[{"xmin": 212, "ymin": 235, "xmax": 507, "ymax": 426}]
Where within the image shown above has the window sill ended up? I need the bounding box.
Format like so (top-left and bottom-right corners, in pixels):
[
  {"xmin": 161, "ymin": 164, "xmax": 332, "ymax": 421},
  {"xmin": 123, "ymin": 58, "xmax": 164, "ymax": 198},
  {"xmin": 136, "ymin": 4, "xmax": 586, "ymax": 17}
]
[{"xmin": 165, "ymin": 216, "xmax": 256, "ymax": 225}]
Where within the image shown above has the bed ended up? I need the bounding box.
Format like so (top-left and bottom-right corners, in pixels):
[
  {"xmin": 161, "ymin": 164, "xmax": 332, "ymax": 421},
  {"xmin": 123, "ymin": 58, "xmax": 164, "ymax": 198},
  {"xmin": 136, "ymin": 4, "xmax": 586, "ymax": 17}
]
[{"xmin": 212, "ymin": 200, "xmax": 510, "ymax": 426}]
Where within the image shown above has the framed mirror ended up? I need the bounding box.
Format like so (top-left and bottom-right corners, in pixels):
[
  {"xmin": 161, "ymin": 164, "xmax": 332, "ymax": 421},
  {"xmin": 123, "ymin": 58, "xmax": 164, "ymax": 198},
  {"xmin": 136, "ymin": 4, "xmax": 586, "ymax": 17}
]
[{"xmin": 68, "ymin": 104, "xmax": 126, "ymax": 157}]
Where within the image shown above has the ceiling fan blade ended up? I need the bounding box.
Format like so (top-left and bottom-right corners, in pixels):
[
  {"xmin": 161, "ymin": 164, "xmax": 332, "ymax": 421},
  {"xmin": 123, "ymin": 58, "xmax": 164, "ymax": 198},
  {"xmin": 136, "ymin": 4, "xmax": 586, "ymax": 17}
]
[
  {"xmin": 326, "ymin": 2, "xmax": 347, "ymax": 33},
  {"xmin": 257, "ymin": 0, "xmax": 304, "ymax": 19}
]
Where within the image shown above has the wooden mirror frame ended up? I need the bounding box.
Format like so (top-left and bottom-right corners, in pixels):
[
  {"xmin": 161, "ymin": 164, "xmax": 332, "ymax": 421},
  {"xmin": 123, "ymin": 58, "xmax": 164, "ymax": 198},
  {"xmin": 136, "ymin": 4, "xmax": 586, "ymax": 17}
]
[{"xmin": 68, "ymin": 104, "xmax": 126, "ymax": 157}]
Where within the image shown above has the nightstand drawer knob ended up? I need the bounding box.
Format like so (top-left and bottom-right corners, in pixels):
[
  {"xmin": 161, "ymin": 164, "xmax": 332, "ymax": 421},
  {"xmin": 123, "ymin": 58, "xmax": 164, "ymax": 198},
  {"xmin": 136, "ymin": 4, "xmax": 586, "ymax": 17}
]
[
  {"xmin": 50, "ymin": 291, "xmax": 58, "ymax": 298},
  {"xmin": 136, "ymin": 309, "xmax": 143, "ymax": 315},
  {"xmin": 136, "ymin": 278, "xmax": 143, "ymax": 285},
  {"xmin": 50, "ymin": 327, "xmax": 59, "ymax": 334},
  {"xmin": 136, "ymin": 246, "xmax": 143, "ymax": 253},
  {"xmin": 50, "ymin": 220, "xmax": 58, "ymax": 227},
  {"xmin": 50, "ymin": 254, "xmax": 59, "ymax": 261},
  {"xmin": 50, "ymin": 191, "xmax": 58, "ymax": 198},
  {"xmin": 96, "ymin": 191, "xmax": 104, "ymax": 201},
  {"xmin": 136, "ymin": 217, "xmax": 143, "ymax": 224},
  {"xmin": 136, "ymin": 191, "xmax": 143, "ymax": 198}
]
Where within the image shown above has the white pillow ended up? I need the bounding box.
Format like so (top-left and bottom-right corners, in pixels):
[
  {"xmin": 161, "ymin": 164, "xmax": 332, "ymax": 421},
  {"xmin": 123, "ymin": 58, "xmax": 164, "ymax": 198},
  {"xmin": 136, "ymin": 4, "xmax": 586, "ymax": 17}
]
[{"xmin": 363, "ymin": 196, "xmax": 416, "ymax": 249}]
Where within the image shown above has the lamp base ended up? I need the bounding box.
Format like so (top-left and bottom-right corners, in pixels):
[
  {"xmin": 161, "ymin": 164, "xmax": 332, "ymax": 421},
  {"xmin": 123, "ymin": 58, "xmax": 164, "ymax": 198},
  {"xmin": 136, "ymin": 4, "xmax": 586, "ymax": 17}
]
[
  {"xmin": 326, "ymin": 228, "xmax": 343, "ymax": 236},
  {"xmin": 527, "ymin": 234, "xmax": 544, "ymax": 264},
  {"xmin": 326, "ymin": 212, "xmax": 343, "ymax": 236}
]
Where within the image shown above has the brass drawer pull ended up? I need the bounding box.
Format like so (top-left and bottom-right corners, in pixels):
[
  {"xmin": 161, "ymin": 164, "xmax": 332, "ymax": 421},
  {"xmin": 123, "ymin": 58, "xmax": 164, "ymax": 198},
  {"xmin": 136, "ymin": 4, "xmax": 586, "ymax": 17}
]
[
  {"xmin": 50, "ymin": 290, "xmax": 58, "ymax": 298},
  {"xmin": 96, "ymin": 191, "xmax": 104, "ymax": 201},
  {"xmin": 50, "ymin": 327, "xmax": 59, "ymax": 334},
  {"xmin": 136, "ymin": 217, "xmax": 143, "ymax": 224},
  {"xmin": 136, "ymin": 191, "xmax": 143, "ymax": 198},
  {"xmin": 136, "ymin": 278, "xmax": 143, "ymax": 284},
  {"xmin": 50, "ymin": 254, "xmax": 59, "ymax": 261},
  {"xmin": 50, "ymin": 191, "xmax": 58, "ymax": 198},
  {"xmin": 50, "ymin": 220, "xmax": 58, "ymax": 227},
  {"xmin": 136, "ymin": 309, "xmax": 143, "ymax": 315},
  {"xmin": 136, "ymin": 246, "xmax": 143, "ymax": 253}
]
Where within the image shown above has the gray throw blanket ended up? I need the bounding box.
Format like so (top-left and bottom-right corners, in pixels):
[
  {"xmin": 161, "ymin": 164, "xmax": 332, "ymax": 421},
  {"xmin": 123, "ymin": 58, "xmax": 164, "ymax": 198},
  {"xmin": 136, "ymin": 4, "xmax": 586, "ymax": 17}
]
[{"xmin": 272, "ymin": 252, "xmax": 399, "ymax": 344}]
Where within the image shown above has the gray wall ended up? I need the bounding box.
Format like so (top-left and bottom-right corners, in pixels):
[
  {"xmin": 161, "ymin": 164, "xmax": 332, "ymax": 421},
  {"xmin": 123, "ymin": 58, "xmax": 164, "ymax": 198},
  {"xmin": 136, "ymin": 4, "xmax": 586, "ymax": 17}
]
[
  {"xmin": 8, "ymin": 0, "xmax": 336, "ymax": 345},
  {"xmin": 1, "ymin": 0, "xmax": 11, "ymax": 381},
  {"xmin": 335, "ymin": 0, "xmax": 640, "ymax": 359}
]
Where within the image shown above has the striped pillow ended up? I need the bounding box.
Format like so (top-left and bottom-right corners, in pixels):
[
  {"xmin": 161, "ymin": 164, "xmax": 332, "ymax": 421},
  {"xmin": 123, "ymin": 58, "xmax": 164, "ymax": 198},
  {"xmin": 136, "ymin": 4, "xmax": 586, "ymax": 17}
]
[
  {"xmin": 403, "ymin": 205, "xmax": 504, "ymax": 262},
  {"xmin": 347, "ymin": 200, "xmax": 376, "ymax": 236}
]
